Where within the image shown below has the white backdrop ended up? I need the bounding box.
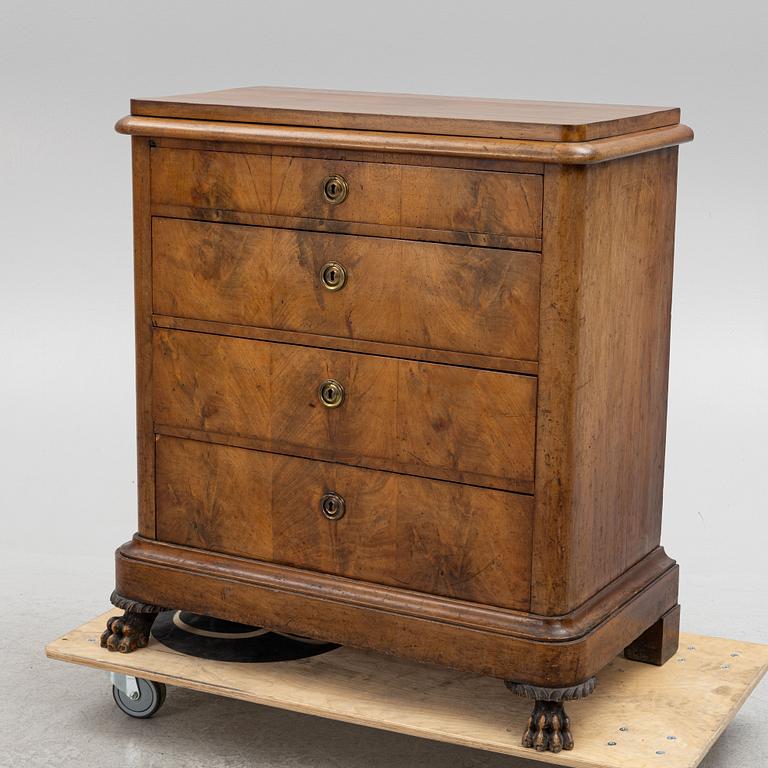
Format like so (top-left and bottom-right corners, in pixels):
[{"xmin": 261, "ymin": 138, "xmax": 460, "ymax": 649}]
[{"xmin": 1, "ymin": 2, "xmax": 766, "ymax": 766}]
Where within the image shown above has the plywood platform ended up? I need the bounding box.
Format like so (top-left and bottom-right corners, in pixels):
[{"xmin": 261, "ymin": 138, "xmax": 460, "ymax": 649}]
[{"xmin": 46, "ymin": 611, "xmax": 767, "ymax": 768}]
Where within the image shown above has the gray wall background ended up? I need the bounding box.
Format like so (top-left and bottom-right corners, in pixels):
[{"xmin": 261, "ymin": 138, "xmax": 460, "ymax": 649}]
[{"xmin": 1, "ymin": 1, "xmax": 766, "ymax": 766}]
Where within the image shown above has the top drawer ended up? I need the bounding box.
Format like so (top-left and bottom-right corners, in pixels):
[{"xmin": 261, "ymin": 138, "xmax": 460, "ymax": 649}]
[{"xmin": 150, "ymin": 148, "xmax": 543, "ymax": 247}]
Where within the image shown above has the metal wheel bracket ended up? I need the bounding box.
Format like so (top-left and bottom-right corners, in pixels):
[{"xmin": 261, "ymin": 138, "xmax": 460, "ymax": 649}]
[{"xmin": 110, "ymin": 671, "xmax": 140, "ymax": 701}]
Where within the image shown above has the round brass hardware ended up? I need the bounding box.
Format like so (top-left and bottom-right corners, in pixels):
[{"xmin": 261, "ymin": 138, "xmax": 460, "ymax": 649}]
[
  {"xmin": 318, "ymin": 379, "xmax": 345, "ymax": 408},
  {"xmin": 319, "ymin": 261, "xmax": 347, "ymax": 291},
  {"xmin": 322, "ymin": 174, "xmax": 348, "ymax": 204},
  {"xmin": 320, "ymin": 492, "xmax": 346, "ymax": 521}
]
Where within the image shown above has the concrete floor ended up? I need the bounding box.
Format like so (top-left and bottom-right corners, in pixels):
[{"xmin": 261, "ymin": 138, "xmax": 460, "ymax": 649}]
[{"xmin": 1, "ymin": 547, "xmax": 765, "ymax": 768}]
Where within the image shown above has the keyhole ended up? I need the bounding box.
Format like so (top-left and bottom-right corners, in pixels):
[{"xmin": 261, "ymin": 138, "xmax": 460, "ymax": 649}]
[
  {"xmin": 320, "ymin": 492, "xmax": 345, "ymax": 520},
  {"xmin": 323, "ymin": 174, "xmax": 347, "ymax": 204},
  {"xmin": 318, "ymin": 379, "xmax": 344, "ymax": 408},
  {"xmin": 319, "ymin": 262, "xmax": 346, "ymax": 291}
]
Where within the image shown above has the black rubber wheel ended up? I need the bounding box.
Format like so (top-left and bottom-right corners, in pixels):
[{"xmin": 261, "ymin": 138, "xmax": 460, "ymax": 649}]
[{"xmin": 111, "ymin": 678, "xmax": 167, "ymax": 718}]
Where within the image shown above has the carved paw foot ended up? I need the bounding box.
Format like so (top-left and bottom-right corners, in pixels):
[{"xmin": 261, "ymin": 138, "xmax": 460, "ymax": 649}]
[
  {"xmin": 505, "ymin": 676, "xmax": 596, "ymax": 753},
  {"xmin": 100, "ymin": 611, "xmax": 157, "ymax": 653},
  {"xmin": 522, "ymin": 700, "xmax": 573, "ymax": 753}
]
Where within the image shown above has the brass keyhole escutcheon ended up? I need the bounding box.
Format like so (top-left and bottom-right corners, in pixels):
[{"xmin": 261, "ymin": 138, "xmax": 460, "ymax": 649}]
[
  {"xmin": 320, "ymin": 492, "xmax": 346, "ymax": 521},
  {"xmin": 318, "ymin": 379, "xmax": 345, "ymax": 408},
  {"xmin": 319, "ymin": 261, "xmax": 347, "ymax": 291},
  {"xmin": 322, "ymin": 174, "xmax": 348, "ymax": 204}
]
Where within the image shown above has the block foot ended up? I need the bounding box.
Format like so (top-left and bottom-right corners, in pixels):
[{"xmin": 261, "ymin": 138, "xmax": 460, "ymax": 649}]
[{"xmin": 625, "ymin": 604, "xmax": 681, "ymax": 666}]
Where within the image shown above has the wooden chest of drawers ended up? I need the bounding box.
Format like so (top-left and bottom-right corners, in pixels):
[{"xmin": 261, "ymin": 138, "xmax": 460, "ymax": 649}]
[{"xmin": 104, "ymin": 87, "xmax": 693, "ymax": 753}]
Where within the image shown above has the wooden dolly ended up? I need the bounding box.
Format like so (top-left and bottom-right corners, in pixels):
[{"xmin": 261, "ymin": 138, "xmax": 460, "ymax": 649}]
[{"xmin": 46, "ymin": 610, "xmax": 767, "ymax": 768}]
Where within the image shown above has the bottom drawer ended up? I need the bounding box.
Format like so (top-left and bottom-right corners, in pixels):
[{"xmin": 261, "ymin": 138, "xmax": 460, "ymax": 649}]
[{"xmin": 155, "ymin": 436, "xmax": 533, "ymax": 611}]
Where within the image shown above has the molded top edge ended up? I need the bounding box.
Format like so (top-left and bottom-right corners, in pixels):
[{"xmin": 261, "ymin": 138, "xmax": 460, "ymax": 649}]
[{"xmin": 115, "ymin": 115, "xmax": 693, "ymax": 165}]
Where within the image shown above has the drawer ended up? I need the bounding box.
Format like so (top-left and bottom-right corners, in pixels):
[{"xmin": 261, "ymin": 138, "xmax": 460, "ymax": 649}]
[
  {"xmin": 155, "ymin": 436, "xmax": 533, "ymax": 610},
  {"xmin": 150, "ymin": 148, "xmax": 543, "ymax": 243},
  {"xmin": 153, "ymin": 329, "xmax": 536, "ymax": 492},
  {"xmin": 152, "ymin": 218, "xmax": 541, "ymax": 361}
]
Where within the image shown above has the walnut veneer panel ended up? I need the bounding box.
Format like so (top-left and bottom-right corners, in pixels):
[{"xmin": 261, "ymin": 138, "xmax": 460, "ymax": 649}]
[
  {"xmin": 152, "ymin": 218, "xmax": 541, "ymax": 361},
  {"xmin": 532, "ymin": 148, "xmax": 680, "ymax": 614},
  {"xmin": 152, "ymin": 329, "xmax": 537, "ymax": 493},
  {"xmin": 149, "ymin": 148, "xmax": 543, "ymax": 243},
  {"xmin": 155, "ymin": 436, "xmax": 533, "ymax": 610},
  {"xmin": 133, "ymin": 86, "xmax": 680, "ymax": 142}
]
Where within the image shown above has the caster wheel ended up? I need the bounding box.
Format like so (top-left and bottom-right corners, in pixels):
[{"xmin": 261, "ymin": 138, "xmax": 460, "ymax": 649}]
[{"xmin": 112, "ymin": 678, "xmax": 167, "ymax": 718}]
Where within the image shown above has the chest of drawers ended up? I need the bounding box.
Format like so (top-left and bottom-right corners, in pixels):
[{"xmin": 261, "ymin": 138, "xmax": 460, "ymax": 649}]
[{"xmin": 102, "ymin": 87, "xmax": 692, "ymax": 753}]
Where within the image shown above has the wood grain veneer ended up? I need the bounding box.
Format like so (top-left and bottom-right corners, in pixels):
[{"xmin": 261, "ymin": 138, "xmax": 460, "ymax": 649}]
[
  {"xmin": 131, "ymin": 137, "xmax": 155, "ymax": 538},
  {"xmin": 131, "ymin": 86, "xmax": 680, "ymax": 142},
  {"xmin": 532, "ymin": 148, "xmax": 679, "ymax": 614},
  {"xmin": 152, "ymin": 328, "xmax": 537, "ymax": 493},
  {"xmin": 108, "ymin": 89, "xmax": 692, "ymax": 738},
  {"xmin": 152, "ymin": 218, "xmax": 541, "ymax": 361},
  {"xmin": 150, "ymin": 147, "xmax": 543, "ymax": 246},
  {"xmin": 151, "ymin": 315, "xmax": 540, "ymax": 375},
  {"xmin": 155, "ymin": 436, "xmax": 534, "ymax": 610}
]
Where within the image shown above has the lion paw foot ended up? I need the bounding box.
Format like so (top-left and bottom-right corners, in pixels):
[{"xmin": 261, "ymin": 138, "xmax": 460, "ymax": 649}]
[
  {"xmin": 100, "ymin": 612, "xmax": 157, "ymax": 653},
  {"xmin": 522, "ymin": 701, "xmax": 574, "ymax": 753}
]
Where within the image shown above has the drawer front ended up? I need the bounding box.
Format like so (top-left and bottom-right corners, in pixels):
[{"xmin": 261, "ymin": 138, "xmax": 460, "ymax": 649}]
[
  {"xmin": 155, "ymin": 436, "xmax": 533, "ymax": 610},
  {"xmin": 150, "ymin": 148, "xmax": 543, "ymax": 242},
  {"xmin": 153, "ymin": 329, "xmax": 536, "ymax": 492},
  {"xmin": 153, "ymin": 218, "xmax": 541, "ymax": 361}
]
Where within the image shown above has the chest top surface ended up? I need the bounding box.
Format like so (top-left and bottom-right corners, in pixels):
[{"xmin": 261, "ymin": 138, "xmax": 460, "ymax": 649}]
[{"xmin": 130, "ymin": 85, "xmax": 681, "ymax": 142}]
